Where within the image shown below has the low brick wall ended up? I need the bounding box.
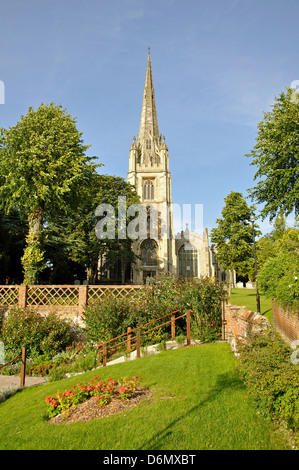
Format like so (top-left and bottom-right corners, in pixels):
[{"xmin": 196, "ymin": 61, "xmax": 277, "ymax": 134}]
[
  {"xmin": 272, "ymin": 299, "xmax": 299, "ymax": 344},
  {"xmin": 223, "ymin": 303, "xmax": 271, "ymax": 355}
]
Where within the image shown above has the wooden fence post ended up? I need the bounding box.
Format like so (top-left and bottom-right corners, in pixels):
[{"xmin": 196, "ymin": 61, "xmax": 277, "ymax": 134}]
[
  {"xmin": 222, "ymin": 299, "xmax": 227, "ymax": 340},
  {"xmin": 20, "ymin": 347, "xmax": 26, "ymax": 388},
  {"xmin": 98, "ymin": 341, "xmax": 103, "ymax": 357},
  {"xmin": 171, "ymin": 313, "xmax": 175, "ymax": 340},
  {"xmin": 103, "ymin": 345, "xmax": 107, "ymax": 367},
  {"xmin": 78, "ymin": 285, "xmax": 88, "ymax": 314},
  {"xmin": 186, "ymin": 310, "xmax": 191, "ymax": 346},
  {"xmin": 127, "ymin": 327, "xmax": 131, "ymax": 352},
  {"xmin": 18, "ymin": 285, "xmax": 28, "ymax": 308},
  {"xmin": 136, "ymin": 330, "xmax": 141, "ymax": 358}
]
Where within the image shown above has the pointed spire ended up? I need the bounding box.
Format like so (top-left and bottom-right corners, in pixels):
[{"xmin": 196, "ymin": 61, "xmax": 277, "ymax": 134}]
[{"xmin": 138, "ymin": 49, "xmax": 160, "ymax": 144}]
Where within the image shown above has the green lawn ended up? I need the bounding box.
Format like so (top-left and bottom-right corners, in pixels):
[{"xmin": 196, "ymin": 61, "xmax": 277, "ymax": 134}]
[
  {"xmin": 0, "ymin": 342, "xmax": 291, "ymax": 450},
  {"xmin": 229, "ymin": 288, "xmax": 273, "ymax": 324}
]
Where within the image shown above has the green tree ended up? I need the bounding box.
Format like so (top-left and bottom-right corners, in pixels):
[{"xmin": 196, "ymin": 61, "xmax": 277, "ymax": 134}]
[
  {"xmin": 246, "ymin": 88, "xmax": 299, "ymax": 221},
  {"xmin": 44, "ymin": 174, "xmax": 140, "ymax": 284},
  {"xmin": 259, "ymin": 226, "xmax": 299, "ymax": 308},
  {"xmin": 255, "ymin": 211, "xmax": 287, "ymax": 272},
  {"xmin": 0, "ymin": 103, "xmax": 99, "ymax": 284},
  {"xmin": 211, "ymin": 192, "xmax": 258, "ymax": 284},
  {"xmin": 0, "ymin": 209, "xmax": 27, "ymax": 283}
]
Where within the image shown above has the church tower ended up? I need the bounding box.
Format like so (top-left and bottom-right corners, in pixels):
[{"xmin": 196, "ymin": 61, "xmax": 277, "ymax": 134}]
[{"xmin": 128, "ymin": 50, "xmax": 176, "ymax": 284}]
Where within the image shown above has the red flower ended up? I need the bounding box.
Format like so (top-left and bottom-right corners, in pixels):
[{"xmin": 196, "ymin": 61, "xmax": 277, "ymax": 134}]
[{"xmin": 119, "ymin": 387, "xmax": 126, "ymax": 394}]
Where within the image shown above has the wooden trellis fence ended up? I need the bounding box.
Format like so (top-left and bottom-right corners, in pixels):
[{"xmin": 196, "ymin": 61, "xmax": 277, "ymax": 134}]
[{"xmin": 0, "ymin": 285, "xmax": 144, "ymax": 315}]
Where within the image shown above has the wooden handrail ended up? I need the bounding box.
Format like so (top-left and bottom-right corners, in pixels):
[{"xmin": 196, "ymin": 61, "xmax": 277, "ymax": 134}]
[
  {"xmin": 0, "ymin": 347, "xmax": 27, "ymax": 388},
  {"xmin": 101, "ymin": 313, "xmax": 186, "ymax": 354},
  {"xmin": 98, "ymin": 310, "xmax": 192, "ymax": 366},
  {"xmin": 98, "ymin": 310, "xmax": 180, "ymax": 349},
  {"xmin": 0, "ymin": 353, "xmax": 22, "ymax": 369}
]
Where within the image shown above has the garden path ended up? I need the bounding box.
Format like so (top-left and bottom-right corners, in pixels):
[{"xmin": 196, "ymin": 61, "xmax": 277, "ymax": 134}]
[{"xmin": 0, "ymin": 374, "xmax": 47, "ymax": 391}]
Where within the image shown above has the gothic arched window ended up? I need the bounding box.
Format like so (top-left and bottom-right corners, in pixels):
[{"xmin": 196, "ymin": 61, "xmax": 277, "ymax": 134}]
[
  {"xmin": 143, "ymin": 180, "xmax": 154, "ymax": 200},
  {"xmin": 178, "ymin": 243, "xmax": 198, "ymax": 278},
  {"xmin": 141, "ymin": 239, "xmax": 157, "ymax": 266}
]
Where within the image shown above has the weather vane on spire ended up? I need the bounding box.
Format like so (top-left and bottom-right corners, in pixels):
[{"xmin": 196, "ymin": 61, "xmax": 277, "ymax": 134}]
[{"xmin": 148, "ymin": 45, "xmax": 150, "ymax": 54}]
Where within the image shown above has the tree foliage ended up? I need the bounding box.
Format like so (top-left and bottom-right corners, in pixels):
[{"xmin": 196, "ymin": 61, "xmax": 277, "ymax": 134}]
[
  {"xmin": 255, "ymin": 211, "xmax": 287, "ymax": 271},
  {"xmin": 0, "ymin": 209, "xmax": 27, "ymax": 283},
  {"xmin": 44, "ymin": 174, "xmax": 140, "ymax": 284},
  {"xmin": 258, "ymin": 226, "xmax": 299, "ymax": 308},
  {"xmin": 0, "ymin": 103, "xmax": 100, "ymax": 283},
  {"xmin": 210, "ymin": 191, "xmax": 258, "ymax": 279},
  {"xmin": 246, "ymin": 88, "xmax": 299, "ymax": 221}
]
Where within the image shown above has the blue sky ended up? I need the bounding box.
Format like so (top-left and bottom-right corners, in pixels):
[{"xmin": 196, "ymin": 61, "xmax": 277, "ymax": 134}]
[{"xmin": 0, "ymin": 0, "xmax": 298, "ymax": 236}]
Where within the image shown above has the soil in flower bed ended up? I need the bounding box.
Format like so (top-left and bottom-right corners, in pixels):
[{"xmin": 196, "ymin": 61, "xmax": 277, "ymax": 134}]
[{"xmin": 49, "ymin": 387, "xmax": 153, "ymax": 424}]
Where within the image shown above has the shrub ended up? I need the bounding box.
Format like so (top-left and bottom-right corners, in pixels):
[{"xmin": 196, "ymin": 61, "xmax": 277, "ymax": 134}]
[
  {"xmin": 179, "ymin": 277, "xmax": 225, "ymax": 341},
  {"xmin": 83, "ymin": 274, "xmax": 225, "ymax": 345},
  {"xmin": 0, "ymin": 307, "xmax": 75, "ymax": 360},
  {"xmin": 259, "ymin": 227, "xmax": 299, "ymax": 309},
  {"xmin": 83, "ymin": 296, "xmax": 131, "ymax": 344},
  {"xmin": 238, "ymin": 331, "xmax": 299, "ymax": 434}
]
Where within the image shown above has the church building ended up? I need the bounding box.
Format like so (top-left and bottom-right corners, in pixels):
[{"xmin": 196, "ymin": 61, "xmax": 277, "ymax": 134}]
[{"xmin": 127, "ymin": 51, "xmax": 220, "ymax": 284}]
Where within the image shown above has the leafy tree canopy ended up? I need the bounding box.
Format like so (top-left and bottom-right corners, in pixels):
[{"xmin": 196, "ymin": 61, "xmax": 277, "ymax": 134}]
[
  {"xmin": 211, "ymin": 191, "xmax": 258, "ymax": 279},
  {"xmin": 0, "ymin": 103, "xmax": 100, "ymax": 283},
  {"xmin": 246, "ymin": 88, "xmax": 299, "ymax": 221}
]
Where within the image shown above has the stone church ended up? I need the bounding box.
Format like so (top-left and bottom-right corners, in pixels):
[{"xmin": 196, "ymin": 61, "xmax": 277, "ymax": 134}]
[{"xmin": 127, "ymin": 51, "xmax": 221, "ymax": 285}]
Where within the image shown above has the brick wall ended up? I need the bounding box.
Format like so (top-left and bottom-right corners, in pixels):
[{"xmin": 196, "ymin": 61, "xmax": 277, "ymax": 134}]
[
  {"xmin": 223, "ymin": 303, "xmax": 271, "ymax": 355},
  {"xmin": 272, "ymin": 299, "xmax": 299, "ymax": 344}
]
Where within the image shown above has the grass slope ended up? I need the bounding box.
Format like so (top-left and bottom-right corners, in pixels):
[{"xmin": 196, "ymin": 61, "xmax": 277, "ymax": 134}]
[
  {"xmin": 229, "ymin": 288, "xmax": 273, "ymax": 324},
  {"xmin": 0, "ymin": 342, "xmax": 290, "ymax": 450}
]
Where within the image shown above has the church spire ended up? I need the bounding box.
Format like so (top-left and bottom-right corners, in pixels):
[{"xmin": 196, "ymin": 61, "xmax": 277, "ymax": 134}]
[{"xmin": 138, "ymin": 49, "xmax": 160, "ymax": 144}]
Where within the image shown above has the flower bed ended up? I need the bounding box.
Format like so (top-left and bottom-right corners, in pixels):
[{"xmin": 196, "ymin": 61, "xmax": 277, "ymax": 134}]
[{"xmin": 45, "ymin": 375, "xmax": 151, "ymax": 423}]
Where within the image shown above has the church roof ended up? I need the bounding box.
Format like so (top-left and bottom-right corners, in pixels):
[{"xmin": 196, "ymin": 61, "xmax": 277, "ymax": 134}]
[{"xmin": 138, "ymin": 50, "xmax": 160, "ymax": 144}]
